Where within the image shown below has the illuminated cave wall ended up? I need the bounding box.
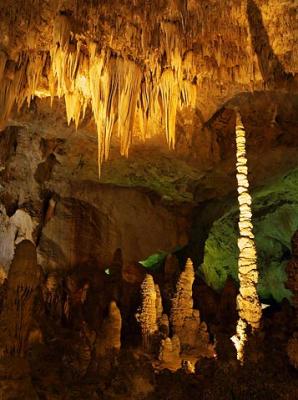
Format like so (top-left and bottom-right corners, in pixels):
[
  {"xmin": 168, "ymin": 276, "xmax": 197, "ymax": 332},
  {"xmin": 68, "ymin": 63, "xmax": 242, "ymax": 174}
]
[{"xmin": 202, "ymin": 168, "xmax": 298, "ymax": 302}]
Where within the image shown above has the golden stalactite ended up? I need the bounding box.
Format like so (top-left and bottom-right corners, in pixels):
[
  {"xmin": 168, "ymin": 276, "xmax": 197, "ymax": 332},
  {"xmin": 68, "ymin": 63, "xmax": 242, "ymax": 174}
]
[
  {"xmin": 117, "ymin": 57, "xmax": 142, "ymax": 157},
  {"xmin": 25, "ymin": 53, "xmax": 47, "ymax": 106},
  {"xmin": 0, "ymin": 55, "xmax": 27, "ymax": 131},
  {"xmin": 89, "ymin": 48, "xmax": 118, "ymax": 176},
  {"xmin": 160, "ymin": 21, "xmax": 183, "ymax": 78},
  {"xmin": 231, "ymin": 111, "xmax": 262, "ymax": 364},
  {"xmin": 159, "ymin": 69, "xmax": 179, "ymax": 149},
  {"xmin": 138, "ymin": 73, "xmax": 152, "ymax": 142}
]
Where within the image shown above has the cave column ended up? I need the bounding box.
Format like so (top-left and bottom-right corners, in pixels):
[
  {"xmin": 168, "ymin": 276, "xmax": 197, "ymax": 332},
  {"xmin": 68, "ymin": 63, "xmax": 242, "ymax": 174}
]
[{"xmin": 232, "ymin": 111, "xmax": 262, "ymax": 363}]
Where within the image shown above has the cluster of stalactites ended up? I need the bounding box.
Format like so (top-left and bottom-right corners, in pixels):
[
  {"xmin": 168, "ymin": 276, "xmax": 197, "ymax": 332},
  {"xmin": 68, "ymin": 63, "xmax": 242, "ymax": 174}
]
[
  {"xmin": 0, "ymin": 14, "xmax": 198, "ymax": 177},
  {"xmin": 50, "ymin": 15, "xmax": 197, "ymax": 175},
  {"xmin": 231, "ymin": 111, "xmax": 262, "ymax": 363}
]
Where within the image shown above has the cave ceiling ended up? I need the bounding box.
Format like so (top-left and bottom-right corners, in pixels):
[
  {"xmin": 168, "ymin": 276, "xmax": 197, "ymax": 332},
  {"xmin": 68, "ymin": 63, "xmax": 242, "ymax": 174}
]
[{"xmin": 0, "ymin": 0, "xmax": 296, "ymax": 197}]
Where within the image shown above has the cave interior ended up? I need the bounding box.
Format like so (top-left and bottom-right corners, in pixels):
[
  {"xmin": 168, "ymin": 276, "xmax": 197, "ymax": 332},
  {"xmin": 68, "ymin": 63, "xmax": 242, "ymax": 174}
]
[{"xmin": 0, "ymin": 1, "xmax": 297, "ymax": 399}]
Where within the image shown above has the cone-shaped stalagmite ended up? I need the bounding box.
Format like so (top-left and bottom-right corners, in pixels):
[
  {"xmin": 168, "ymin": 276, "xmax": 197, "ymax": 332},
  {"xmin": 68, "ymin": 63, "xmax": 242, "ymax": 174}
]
[
  {"xmin": 0, "ymin": 240, "xmax": 40, "ymax": 357},
  {"xmin": 0, "ymin": 240, "xmax": 40, "ymax": 399},
  {"xmin": 232, "ymin": 111, "xmax": 262, "ymax": 363},
  {"xmin": 170, "ymin": 258, "xmax": 194, "ymax": 337},
  {"xmin": 96, "ymin": 301, "xmax": 122, "ymax": 358},
  {"xmin": 136, "ymin": 274, "xmax": 158, "ymax": 350}
]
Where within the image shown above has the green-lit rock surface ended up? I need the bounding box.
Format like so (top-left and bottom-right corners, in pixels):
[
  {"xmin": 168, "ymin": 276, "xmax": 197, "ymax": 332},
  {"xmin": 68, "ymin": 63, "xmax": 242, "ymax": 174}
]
[{"xmin": 202, "ymin": 168, "xmax": 298, "ymax": 302}]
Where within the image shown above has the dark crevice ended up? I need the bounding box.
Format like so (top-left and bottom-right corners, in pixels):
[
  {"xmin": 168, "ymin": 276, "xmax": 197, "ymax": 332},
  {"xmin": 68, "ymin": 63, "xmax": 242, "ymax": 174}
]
[{"xmin": 247, "ymin": 0, "xmax": 295, "ymax": 89}]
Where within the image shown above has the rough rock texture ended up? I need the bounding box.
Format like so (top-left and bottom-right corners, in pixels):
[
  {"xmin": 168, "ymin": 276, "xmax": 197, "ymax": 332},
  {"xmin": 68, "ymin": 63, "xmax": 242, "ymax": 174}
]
[
  {"xmin": 202, "ymin": 167, "xmax": 298, "ymax": 301},
  {"xmin": 286, "ymin": 230, "xmax": 298, "ymax": 313},
  {"xmin": 38, "ymin": 185, "xmax": 188, "ymax": 270},
  {"xmin": 42, "ymin": 272, "xmax": 63, "ymax": 320},
  {"xmin": 286, "ymin": 230, "xmax": 298, "ymax": 369}
]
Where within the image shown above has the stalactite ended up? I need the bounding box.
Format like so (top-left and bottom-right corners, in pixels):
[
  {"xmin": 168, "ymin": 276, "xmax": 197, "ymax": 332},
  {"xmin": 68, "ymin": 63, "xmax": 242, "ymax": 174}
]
[
  {"xmin": 89, "ymin": 48, "xmax": 118, "ymax": 176},
  {"xmin": 138, "ymin": 71, "xmax": 153, "ymax": 141},
  {"xmin": 0, "ymin": 57, "xmax": 27, "ymax": 130},
  {"xmin": 159, "ymin": 69, "xmax": 179, "ymax": 149},
  {"xmin": 179, "ymin": 80, "xmax": 197, "ymax": 109},
  {"xmin": 117, "ymin": 58, "xmax": 142, "ymax": 157},
  {"xmin": 25, "ymin": 53, "xmax": 47, "ymax": 106},
  {"xmin": 0, "ymin": 35, "xmax": 198, "ymax": 172},
  {"xmin": 160, "ymin": 21, "xmax": 182, "ymax": 77},
  {"xmin": 231, "ymin": 111, "xmax": 262, "ymax": 364}
]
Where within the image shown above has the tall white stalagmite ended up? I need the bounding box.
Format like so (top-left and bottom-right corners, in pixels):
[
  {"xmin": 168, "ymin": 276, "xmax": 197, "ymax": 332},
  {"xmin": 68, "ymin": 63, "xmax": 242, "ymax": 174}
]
[{"xmin": 232, "ymin": 111, "xmax": 262, "ymax": 363}]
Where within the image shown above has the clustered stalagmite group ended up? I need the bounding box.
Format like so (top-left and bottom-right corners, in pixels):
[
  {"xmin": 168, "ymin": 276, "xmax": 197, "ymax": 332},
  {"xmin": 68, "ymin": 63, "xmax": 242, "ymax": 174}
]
[{"xmin": 136, "ymin": 258, "xmax": 215, "ymax": 371}]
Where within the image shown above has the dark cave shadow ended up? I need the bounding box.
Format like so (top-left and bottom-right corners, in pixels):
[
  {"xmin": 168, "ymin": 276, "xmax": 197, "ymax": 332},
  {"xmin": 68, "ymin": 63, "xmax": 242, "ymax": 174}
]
[{"xmin": 247, "ymin": 0, "xmax": 295, "ymax": 89}]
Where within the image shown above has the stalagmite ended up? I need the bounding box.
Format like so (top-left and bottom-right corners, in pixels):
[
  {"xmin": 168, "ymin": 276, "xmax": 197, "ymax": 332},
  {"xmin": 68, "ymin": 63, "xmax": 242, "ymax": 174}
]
[
  {"xmin": 155, "ymin": 284, "xmax": 163, "ymax": 325},
  {"xmin": 170, "ymin": 258, "xmax": 194, "ymax": 337},
  {"xmin": 158, "ymin": 335, "xmax": 181, "ymax": 372},
  {"xmin": 96, "ymin": 301, "xmax": 122, "ymax": 357},
  {"xmin": 0, "ymin": 240, "xmax": 40, "ymax": 357},
  {"xmin": 170, "ymin": 258, "xmax": 215, "ymax": 359},
  {"xmin": 136, "ymin": 274, "xmax": 158, "ymax": 350},
  {"xmin": 232, "ymin": 111, "xmax": 262, "ymax": 363}
]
